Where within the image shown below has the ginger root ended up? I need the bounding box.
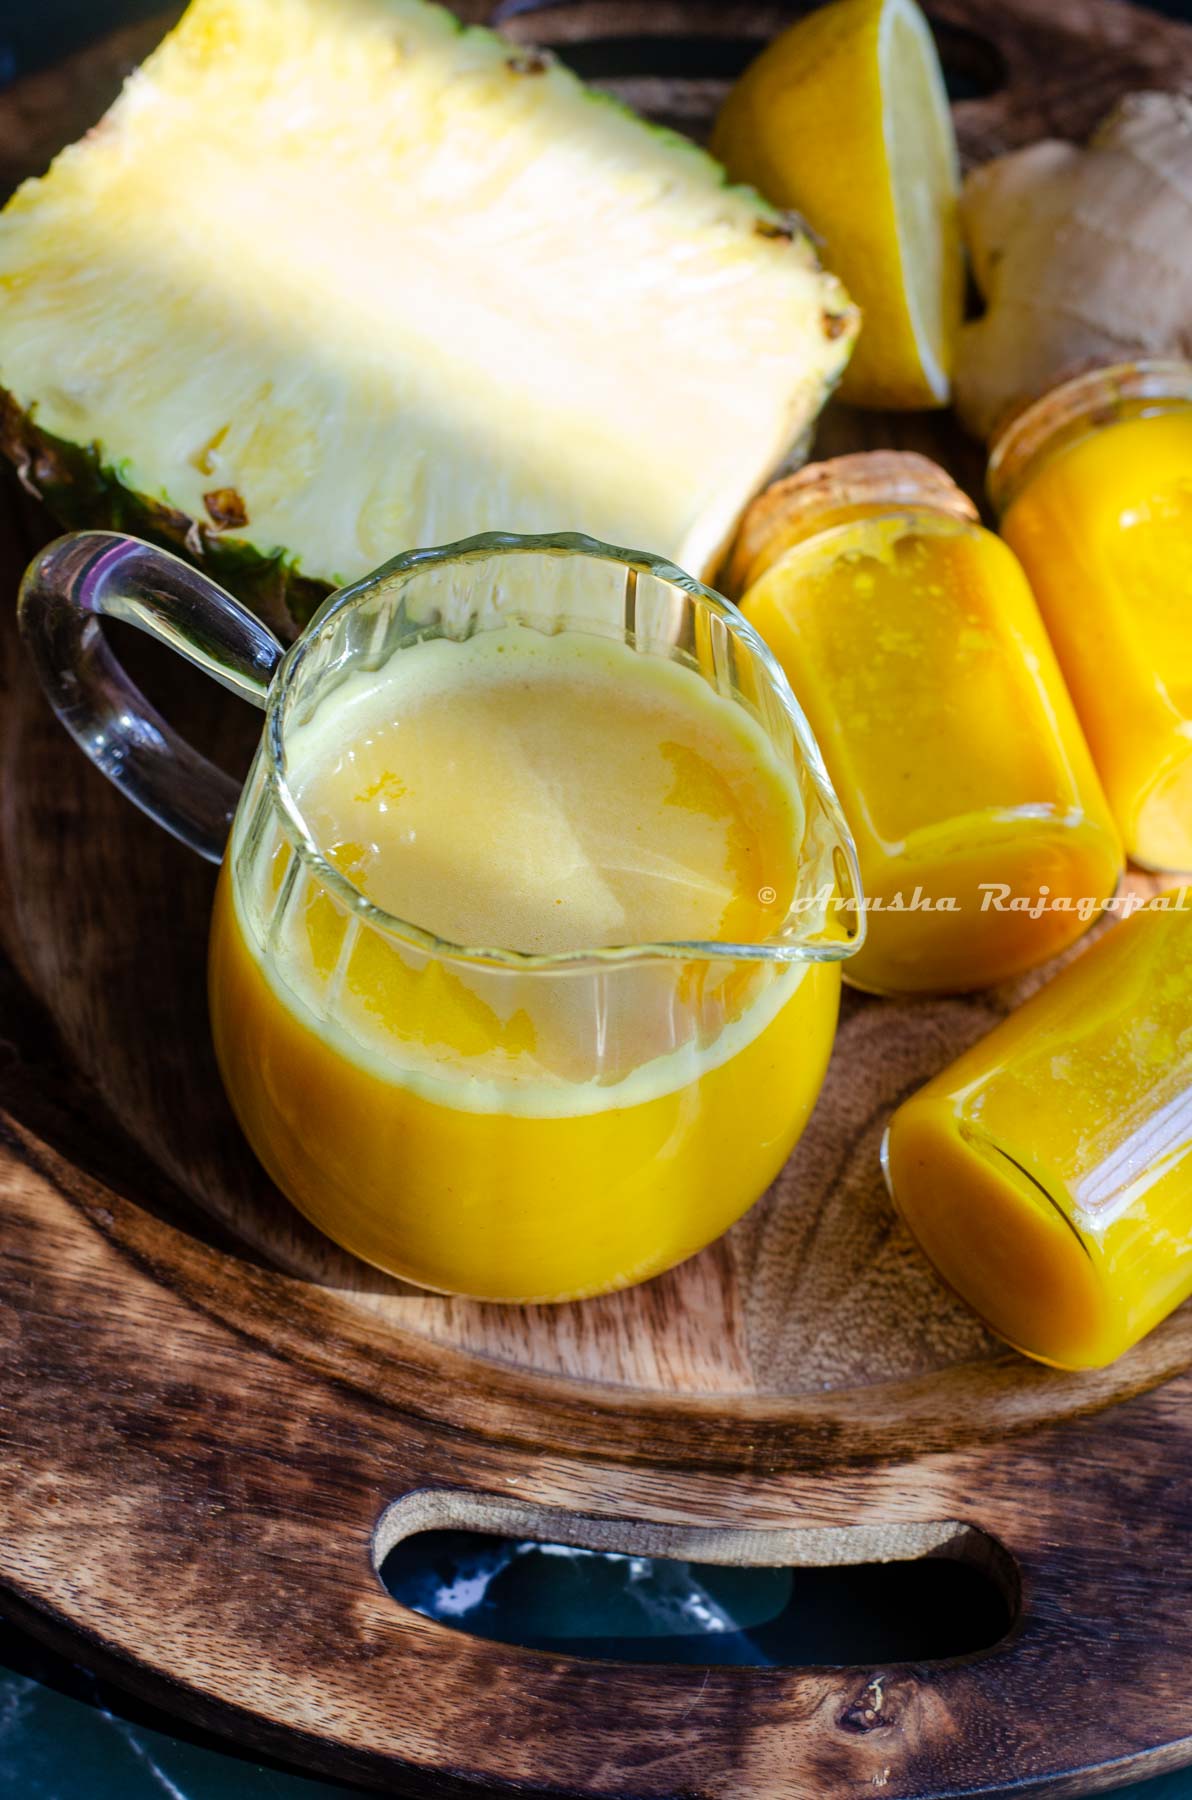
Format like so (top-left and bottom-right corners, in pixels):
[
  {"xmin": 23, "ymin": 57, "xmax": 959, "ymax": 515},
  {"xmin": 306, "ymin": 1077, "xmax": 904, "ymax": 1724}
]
[{"xmin": 955, "ymin": 91, "xmax": 1192, "ymax": 442}]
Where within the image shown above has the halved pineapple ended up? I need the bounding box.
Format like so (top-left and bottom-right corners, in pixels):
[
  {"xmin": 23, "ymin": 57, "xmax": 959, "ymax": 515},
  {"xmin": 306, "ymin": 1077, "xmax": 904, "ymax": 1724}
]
[{"xmin": 0, "ymin": 0, "xmax": 856, "ymax": 629}]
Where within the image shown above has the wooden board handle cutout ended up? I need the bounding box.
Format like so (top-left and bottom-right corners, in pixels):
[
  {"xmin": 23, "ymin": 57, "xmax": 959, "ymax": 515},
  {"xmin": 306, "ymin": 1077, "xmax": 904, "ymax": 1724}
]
[{"xmin": 496, "ymin": 0, "xmax": 1192, "ymax": 160}]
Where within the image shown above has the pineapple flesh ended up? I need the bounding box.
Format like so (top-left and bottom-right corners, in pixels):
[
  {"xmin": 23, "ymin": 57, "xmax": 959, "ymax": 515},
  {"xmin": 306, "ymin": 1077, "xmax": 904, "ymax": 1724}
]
[{"xmin": 0, "ymin": 0, "xmax": 856, "ymax": 628}]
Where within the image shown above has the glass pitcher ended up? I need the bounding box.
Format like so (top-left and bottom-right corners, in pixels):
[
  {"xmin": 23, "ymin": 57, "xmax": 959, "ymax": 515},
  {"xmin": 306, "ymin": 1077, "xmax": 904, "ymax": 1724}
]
[{"xmin": 19, "ymin": 530, "xmax": 863, "ymax": 1302}]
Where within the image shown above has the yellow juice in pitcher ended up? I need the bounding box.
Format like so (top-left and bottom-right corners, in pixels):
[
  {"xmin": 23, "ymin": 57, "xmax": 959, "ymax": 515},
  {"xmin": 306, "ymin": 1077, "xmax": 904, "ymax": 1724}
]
[{"xmin": 209, "ymin": 625, "xmax": 841, "ymax": 1301}]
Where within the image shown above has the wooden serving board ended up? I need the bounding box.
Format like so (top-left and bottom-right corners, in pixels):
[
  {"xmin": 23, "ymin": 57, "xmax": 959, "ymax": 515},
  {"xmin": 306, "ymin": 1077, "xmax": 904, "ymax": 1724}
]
[{"xmin": 4, "ymin": 2, "xmax": 1192, "ymax": 1794}]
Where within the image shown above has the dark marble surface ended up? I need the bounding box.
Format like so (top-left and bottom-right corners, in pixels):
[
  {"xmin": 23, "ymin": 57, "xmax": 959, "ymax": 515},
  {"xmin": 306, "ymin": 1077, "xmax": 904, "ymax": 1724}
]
[
  {"xmin": 6, "ymin": 1, "xmax": 1192, "ymax": 1795},
  {"xmin": 4, "ymin": 1531, "xmax": 1192, "ymax": 1799}
]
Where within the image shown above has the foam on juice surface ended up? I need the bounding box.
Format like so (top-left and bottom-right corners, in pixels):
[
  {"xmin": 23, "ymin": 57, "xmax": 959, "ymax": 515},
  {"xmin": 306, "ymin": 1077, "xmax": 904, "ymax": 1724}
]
[
  {"xmin": 227, "ymin": 626, "xmax": 815, "ymax": 1115},
  {"xmin": 285, "ymin": 626, "xmax": 802, "ymax": 954}
]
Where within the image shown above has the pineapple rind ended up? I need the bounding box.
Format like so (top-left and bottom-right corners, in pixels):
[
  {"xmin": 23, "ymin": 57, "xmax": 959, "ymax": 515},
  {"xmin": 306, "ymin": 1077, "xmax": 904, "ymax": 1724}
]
[
  {"xmin": 0, "ymin": 0, "xmax": 857, "ymax": 623},
  {"xmin": 0, "ymin": 391, "xmax": 327, "ymax": 632}
]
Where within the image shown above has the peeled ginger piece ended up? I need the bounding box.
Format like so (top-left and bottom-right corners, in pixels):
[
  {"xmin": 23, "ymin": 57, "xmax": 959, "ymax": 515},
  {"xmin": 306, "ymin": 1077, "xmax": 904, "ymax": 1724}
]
[{"xmin": 956, "ymin": 92, "xmax": 1192, "ymax": 441}]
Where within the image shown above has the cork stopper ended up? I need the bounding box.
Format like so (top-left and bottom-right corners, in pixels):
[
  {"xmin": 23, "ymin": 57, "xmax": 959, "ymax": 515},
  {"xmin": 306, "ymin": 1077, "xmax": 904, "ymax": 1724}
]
[{"xmin": 725, "ymin": 452, "xmax": 979, "ymax": 598}]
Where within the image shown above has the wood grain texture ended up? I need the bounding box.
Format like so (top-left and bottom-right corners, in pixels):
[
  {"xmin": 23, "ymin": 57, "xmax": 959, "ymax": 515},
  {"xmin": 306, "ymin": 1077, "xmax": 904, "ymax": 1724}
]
[
  {"xmin": 8, "ymin": 1044, "xmax": 1192, "ymax": 1799},
  {"xmin": 496, "ymin": 0, "xmax": 1192, "ymax": 157},
  {"xmin": 3, "ymin": 2, "xmax": 1192, "ymax": 1794}
]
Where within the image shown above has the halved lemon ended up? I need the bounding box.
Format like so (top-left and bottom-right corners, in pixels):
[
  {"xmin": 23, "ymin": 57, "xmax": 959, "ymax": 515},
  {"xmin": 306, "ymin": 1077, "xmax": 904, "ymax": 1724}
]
[{"xmin": 712, "ymin": 0, "xmax": 962, "ymax": 410}]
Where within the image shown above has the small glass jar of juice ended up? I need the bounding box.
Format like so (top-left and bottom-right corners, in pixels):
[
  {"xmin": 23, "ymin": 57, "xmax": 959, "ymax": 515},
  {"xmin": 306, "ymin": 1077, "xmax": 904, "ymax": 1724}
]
[
  {"xmin": 991, "ymin": 359, "xmax": 1192, "ymax": 871},
  {"xmin": 733, "ymin": 451, "xmax": 1123, "ymax": 994},
  {"xmin": 883, "ymin": 888, "xmax": 1192, "ymax": 1369}
]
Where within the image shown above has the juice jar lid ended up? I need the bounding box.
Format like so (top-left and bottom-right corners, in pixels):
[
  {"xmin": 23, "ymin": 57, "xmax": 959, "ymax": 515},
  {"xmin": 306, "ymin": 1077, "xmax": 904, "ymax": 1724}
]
[
  {"xmin": 988, "ymin": 357, "xmax": 1192, "ymax": 518},
  {"xmin": 726, "ymin": 451, "xmax": 978, "ymax": 597}
]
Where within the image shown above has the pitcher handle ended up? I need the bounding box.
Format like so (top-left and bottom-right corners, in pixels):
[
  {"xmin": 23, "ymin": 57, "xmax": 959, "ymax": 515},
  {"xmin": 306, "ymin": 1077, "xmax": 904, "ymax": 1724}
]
[{"xmin": 18, "ymin": 532, "xmax": 285, "ymax": 863}]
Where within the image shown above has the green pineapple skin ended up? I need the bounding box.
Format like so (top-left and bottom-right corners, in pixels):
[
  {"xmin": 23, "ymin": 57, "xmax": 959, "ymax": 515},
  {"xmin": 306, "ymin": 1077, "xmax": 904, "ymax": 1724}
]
[{"xmin": 1, "ymin": 391, "xmax": 327, "ymax": 635}]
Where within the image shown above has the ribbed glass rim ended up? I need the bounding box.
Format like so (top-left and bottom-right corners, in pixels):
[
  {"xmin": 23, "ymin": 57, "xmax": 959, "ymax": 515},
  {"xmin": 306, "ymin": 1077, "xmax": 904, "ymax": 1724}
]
[{"xmin": 256, "ymin": 530, "xmax": 864, "ymax": 972}]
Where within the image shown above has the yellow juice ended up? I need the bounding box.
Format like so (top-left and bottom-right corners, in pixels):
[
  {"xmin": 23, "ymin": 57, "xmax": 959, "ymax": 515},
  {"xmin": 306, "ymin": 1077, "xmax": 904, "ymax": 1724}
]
[
  {"xmin": 884, "ymin": 890, "xmax": 1192, "ymax": 1368},
  {"xmin": 741, "ymin": 503, "xmax": 1122, "ymax": 993},
  {"xmin": 999, "ymin": 404, "xmax": 1192, "ymax": 870},
  {"xmin": 209, "ymin": 626, "xmax": 840, "ymax": 1300}
]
